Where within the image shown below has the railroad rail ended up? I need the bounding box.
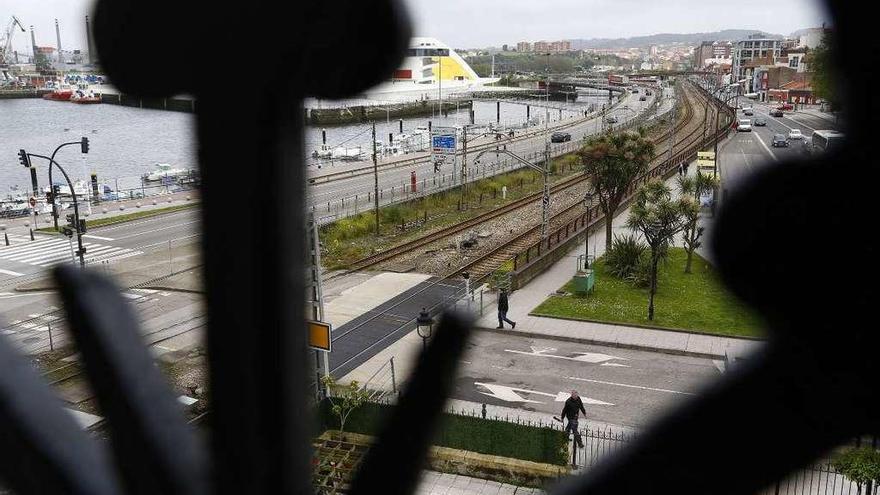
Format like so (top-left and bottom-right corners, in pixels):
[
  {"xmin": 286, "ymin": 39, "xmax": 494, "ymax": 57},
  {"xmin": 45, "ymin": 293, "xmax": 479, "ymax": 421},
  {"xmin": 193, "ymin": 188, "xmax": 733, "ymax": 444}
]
[{"xmin": 346, "ymin": 80, "xmax": 698, "ymax": 276}]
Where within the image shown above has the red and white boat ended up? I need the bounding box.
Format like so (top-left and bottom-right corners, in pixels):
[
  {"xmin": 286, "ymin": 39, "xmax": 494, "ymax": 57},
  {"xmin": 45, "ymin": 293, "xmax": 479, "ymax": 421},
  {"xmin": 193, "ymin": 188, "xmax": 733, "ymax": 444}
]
[
  {"xmin": 70, "ymin": 87, "xmax": 101, "ymax": 104},
  {"xmin": 42, "ymin": 87, "xmax": 74, "ymax": 101}
]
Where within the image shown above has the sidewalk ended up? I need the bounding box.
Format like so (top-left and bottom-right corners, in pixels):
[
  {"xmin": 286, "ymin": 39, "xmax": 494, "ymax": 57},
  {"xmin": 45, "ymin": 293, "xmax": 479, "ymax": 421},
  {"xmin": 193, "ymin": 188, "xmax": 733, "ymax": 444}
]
[
  {"xmin": 418, "ymin": 471, "xmax": 543, "ymax": 495},
  {"xmin": 473, "ymin": 162, "xmax": 762, "ymax": 361}
]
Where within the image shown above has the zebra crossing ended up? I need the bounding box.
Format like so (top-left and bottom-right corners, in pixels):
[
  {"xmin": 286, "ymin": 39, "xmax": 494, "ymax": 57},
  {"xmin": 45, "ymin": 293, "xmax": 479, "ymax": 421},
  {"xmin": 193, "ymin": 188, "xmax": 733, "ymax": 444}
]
[{"xmin": 0, "ymin": 234, "xmax": 142, "ymax": 268}]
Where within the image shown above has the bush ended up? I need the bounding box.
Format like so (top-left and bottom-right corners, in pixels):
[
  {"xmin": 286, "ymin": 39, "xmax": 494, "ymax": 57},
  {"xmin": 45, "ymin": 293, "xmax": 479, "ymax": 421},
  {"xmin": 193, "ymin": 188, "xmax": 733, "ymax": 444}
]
[
  {"xmin": 628, "ymin": 245, "xmax": 670, "ymax": 289},
  {"xmin": 317, "ymin": 400, "xmax": 568, "ymax": 466},
  {"xmin": 605, "ymin": 234, "xmax": 646, "ymax": 280}
]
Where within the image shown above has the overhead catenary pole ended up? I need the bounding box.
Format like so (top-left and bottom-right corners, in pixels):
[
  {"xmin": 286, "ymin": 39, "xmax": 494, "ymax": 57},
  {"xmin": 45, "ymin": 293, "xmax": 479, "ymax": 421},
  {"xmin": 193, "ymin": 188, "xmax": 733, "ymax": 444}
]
[
  {"xmin": 307, "ymin": 211, "xmax": 329, "ymax": 384},
  {"xmin": 372, "ymin": 122, "xmax": 380, "ymax": 235},
  {"xmin": 461, "ymin": 126, "xmax": 468, "ymax": 208}
]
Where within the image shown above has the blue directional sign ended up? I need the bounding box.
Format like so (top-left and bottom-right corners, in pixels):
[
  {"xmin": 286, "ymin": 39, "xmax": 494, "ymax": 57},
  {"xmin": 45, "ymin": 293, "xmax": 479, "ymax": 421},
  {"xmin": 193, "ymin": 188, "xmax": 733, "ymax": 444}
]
[{"xmin": 432, "ymin": 135, "xmax": 456, "ymax": 152}]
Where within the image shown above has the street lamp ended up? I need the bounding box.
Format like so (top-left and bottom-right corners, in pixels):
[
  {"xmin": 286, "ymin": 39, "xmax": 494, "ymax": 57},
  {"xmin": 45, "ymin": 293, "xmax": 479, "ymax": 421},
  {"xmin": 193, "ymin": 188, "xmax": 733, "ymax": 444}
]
[
  {"xmin": 416, "ymin": 308, "xmax": 434, "ymax": 351},
  {"xmin": 583, "ymin": 191, "xmax": 595, "ymax": 269},
  {"xmin": 45, "ymin": 137, "xmax": 90, "ymax": 230}
]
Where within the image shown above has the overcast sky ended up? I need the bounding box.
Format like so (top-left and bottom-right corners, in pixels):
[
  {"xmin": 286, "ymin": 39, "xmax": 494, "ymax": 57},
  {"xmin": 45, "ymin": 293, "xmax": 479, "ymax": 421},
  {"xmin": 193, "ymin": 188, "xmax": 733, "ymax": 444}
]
[{"xmin": 6, "ymin": 0, "xmax": 829, "ymax": 54}]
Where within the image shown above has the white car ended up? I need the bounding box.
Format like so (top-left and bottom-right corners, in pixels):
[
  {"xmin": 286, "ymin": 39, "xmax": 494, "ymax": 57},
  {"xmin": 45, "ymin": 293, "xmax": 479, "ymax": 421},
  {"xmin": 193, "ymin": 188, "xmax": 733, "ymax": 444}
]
[
  {"xmin": 737, "ymin": 119, "xmax": 752, "ymax": 132},
  {"xmin": 788, "ymin": 129, "xmax": 804, "ymax": 140}
]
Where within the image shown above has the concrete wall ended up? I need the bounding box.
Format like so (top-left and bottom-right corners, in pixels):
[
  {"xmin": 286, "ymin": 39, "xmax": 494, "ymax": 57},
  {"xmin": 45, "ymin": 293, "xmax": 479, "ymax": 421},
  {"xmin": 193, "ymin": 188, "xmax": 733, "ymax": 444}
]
[
  {"xmin": 100, "ymin": 93, "xmax": 197, "ymax": 113},
  {"xmin": 305, "ymin": 99, "xmax": 472, "ymax": 126}
]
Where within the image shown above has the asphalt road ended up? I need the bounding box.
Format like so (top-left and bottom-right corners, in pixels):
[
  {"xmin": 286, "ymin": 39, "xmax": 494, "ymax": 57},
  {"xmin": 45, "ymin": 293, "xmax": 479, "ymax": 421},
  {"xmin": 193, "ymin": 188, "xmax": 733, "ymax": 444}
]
[
  {"xmin": 454, "ymin": 331, "xmax": 721, "ymax": 429},
  {"xmin": 307, "ymin": 88, "xmax": 664, "ymax": 222},
  {"xmin": 719, "ymin": 102, "xmax": 842, "ymax": 196}
]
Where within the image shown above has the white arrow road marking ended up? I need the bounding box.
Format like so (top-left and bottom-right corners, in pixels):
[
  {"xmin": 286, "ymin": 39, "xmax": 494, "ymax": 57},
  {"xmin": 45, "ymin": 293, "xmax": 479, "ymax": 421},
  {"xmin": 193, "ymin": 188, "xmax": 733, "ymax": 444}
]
[
  {"xmin": 474, "ymin": 382, "xmax": 615, "ymax": 406},
  {"xmin": 529, "ymin": 346, "xmax": 557, "ymax": 354},
  {"xmin": 601, "ymin": 362, "xmax": 630, "ymax": 368},
  {"xmin": 0, "ymin": 269, "xmax": 24, "ymax": 277},
  {"xmin": 553, "ymin": 391, "xmax": 614, "ymax": 406},
  {"xmin": 567, "ymin": 376, "xmax": 695, "ymax": 396},
  {"xmin": 505, "ymin": 349, "xmax": 626, "ymax": 364},
  {"xmin": 82, "ymin": 234, "xmax": 115, "ymax": 241},
  {"xmin": 475, "ymin": 382, "xmax": 545, "ymax": 404}
]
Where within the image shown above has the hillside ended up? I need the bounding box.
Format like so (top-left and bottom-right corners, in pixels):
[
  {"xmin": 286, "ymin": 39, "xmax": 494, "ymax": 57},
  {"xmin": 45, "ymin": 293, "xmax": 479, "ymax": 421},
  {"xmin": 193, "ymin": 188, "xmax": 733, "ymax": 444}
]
[{"xmin": 570, "ymin": 29, "xmax": 783, "ymax": 49}]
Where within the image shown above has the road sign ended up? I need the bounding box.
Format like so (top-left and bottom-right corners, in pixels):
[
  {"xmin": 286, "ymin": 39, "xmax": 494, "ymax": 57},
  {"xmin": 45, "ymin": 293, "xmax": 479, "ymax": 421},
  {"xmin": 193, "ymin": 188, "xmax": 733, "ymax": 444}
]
[
  {"xmin": 28, "ymin": 197, "xmax": 36, "ymax": 208},
  {"xmin": 431, "ymin": 127, "xmax": 457, "ymax": 170},
  {"xmin": 542, "ymin": 193, "xmax": 550, "ymax": 208},
  {"xmin": 308, "ymin": 320, "xmax": 332, "ymax": 352},
  {"xmin": 697, "ymin": 151, "xmax": 716, "ymax": 161}
]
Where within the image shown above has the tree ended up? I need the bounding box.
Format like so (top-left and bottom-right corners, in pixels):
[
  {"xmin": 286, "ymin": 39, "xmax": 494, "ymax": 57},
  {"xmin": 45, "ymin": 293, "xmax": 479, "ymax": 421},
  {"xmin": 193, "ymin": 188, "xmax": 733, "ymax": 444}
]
[
  {"xmin": 34, "ymin": 52, "xmax": 52, "ymax": 72},
  {"xmin": 321, "ymin": 376, "xmax": 371, "ymax": 436},
  {"xmin": 832, "ymin": 447, "xmax": 880, "ymax": 495},
  {"xmin": 626, "ymin": 180, "xmax": 689, "ymax": 321},
  {"xmin": 578, "ymin": 128, "xmax": 655, "ymax": 251},
  {"xmin": 677, "ymin": 171, "xmax": 719, "ymax": 273},
  {"xmin": 810, "ymin": 32, "xmax": 838, "ymax": 108}
]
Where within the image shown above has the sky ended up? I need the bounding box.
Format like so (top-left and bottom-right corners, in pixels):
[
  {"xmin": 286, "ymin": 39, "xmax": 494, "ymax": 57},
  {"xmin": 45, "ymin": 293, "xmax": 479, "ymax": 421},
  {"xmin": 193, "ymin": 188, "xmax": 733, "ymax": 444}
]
[{"xmin": 4, "ymin": 0, "xmax": 830, "ymax": 54}]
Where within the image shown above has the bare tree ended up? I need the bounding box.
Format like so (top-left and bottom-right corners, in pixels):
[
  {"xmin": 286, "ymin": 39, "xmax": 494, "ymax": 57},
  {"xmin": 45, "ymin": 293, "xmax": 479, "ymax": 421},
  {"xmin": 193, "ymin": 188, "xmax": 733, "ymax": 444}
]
[{"xmin": 322, "ymin": 376, "xmax": 371, "ymax": 436}]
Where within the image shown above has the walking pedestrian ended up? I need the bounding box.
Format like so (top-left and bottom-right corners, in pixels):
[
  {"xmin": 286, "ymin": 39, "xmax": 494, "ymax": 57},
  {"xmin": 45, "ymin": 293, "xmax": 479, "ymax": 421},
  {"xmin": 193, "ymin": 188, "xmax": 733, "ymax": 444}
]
[
  {"xmin": 684, "ymin": 161, "xmax": 690, "ymax": 175},
  {"xmin": 677, "ymin": 163, "xmax": 684, "ymax": 176},
  {"xmin": 496, "ymin": 288, "xmax": 516, "ymax": 329},
  {"xmin": 561, "ymin": 390, "xmax": 587, "ymax": 449}
]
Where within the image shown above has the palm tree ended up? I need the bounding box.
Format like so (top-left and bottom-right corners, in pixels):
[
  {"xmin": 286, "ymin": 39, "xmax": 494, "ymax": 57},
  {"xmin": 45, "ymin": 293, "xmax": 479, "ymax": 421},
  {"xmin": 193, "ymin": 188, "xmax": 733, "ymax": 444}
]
[
  {"xmin": 627, "ymin": 180, "xmax": 689, "ymax": 321},
  {"xmin": 578, "ymin": 128, "xmax": 655, "ymax": 251},
  {"xmin": 677, "ymin": 172, "xmax": 719, "ymax": 273}
]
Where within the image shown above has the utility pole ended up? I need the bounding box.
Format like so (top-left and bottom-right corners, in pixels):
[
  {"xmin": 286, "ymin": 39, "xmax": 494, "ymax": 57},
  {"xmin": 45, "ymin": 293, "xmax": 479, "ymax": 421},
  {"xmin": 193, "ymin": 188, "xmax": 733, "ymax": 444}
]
[
  {"xmin": 542, "ymin": 52, "xmax": 551, "ymax": 239},
  {"xmin": 372, "ymin": 122, "xmax": 380, "ymax": 235},
  {"xmin": 461, "ymin": 126, "xmax": 468, "ymax": 209},
  {"xmin": 307, "ymin": 211, "xmax": 329, "ymax": 389},
  {"xmin": 667, "ymin": 90, "xmax": 677, "ymax": 164}
]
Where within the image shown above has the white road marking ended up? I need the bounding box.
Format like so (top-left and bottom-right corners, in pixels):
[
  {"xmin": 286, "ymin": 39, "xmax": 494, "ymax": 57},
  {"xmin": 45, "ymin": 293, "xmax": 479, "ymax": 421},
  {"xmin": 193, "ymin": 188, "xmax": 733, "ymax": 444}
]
[
  {"xmin": 601, "ymin": 363, "xmax": 631, "ymax": 368},
  {"xmin": 82, "ymin": 234, "xmax": 115, "ymax": 241},
  {"xmin": 505, "ymin": 349, "xmax": 626, "ymax": 364},
  {"xmin": 713, "ymin": 360, "xmax": 726, "ymax": 373},
  {"xmin": 474, "ymin": 382, "xmax": 614, "ymax": 406},
  {"xmin": 0, "ymin": 268, "xmax": 24, "ymax": 276},
  {"xmin": 751, "ymin": 132, "xmax": 779, "ymax": 162},
  {"xmin": 567, "ymin": 376, "xmax": 695, "ymax": 396}
]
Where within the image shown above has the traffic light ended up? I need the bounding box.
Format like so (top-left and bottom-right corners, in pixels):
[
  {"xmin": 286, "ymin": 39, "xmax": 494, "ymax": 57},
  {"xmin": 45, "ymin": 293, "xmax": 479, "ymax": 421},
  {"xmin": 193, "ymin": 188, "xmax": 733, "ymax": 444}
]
[
  {"xmin": 78, "ymin": 219, "xmax": 87, "ymax": 234},
  {"xmin": 18, "ymin": 149, "xmax": 30, "ymax": 168},
  {"xmin": 66, "ymin": 213, "xmax": 76, "ymax": 228},
  {"xmin": 46, "ymin": 190, "xmax": 54, "ymax": 204},
  {"xmin": 81, "ymin": 137, "xmax": 90, "ymax": 154}
]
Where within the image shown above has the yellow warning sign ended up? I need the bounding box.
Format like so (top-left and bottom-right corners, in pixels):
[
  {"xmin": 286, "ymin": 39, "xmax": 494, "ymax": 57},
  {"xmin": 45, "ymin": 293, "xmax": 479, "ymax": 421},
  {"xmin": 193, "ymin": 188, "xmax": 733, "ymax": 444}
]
[{"xmin": 308, "ymin": 320, "xmax": 332, "ymax": 352}]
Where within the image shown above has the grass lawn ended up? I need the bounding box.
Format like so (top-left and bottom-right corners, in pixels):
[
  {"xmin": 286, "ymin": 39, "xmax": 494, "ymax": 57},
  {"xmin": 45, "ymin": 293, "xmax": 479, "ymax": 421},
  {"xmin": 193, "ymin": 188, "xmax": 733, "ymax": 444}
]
[
  {"xmin": 531, "ymin": 248, "xmax": 765, "ymax": 338},
  {"xmin": 37, "ymin": 203, "xmax": 197, "ymax": 233}
]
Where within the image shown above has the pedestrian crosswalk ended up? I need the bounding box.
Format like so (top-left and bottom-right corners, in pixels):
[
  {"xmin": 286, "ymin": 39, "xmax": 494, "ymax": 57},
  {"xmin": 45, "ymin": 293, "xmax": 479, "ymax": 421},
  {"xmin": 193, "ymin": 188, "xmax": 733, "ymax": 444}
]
[{"xmin": 0, "ymin": 234, "xmax": 143, "ymax": 268}]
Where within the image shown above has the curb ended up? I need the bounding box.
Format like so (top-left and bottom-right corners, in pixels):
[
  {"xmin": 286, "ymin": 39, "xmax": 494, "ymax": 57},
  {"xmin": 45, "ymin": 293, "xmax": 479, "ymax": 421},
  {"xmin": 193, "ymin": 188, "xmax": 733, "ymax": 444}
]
[{"xmin": 474, "ymin": 325, "xmax": 747, "ymax": 360}]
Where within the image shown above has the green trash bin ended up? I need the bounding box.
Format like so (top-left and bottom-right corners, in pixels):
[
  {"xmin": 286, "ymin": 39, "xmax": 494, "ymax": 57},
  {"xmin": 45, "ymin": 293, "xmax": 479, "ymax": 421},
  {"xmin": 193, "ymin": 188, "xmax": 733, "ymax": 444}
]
[{"xmin": 573, "ymin": 269, "xmax": 595, "ymax": 295}]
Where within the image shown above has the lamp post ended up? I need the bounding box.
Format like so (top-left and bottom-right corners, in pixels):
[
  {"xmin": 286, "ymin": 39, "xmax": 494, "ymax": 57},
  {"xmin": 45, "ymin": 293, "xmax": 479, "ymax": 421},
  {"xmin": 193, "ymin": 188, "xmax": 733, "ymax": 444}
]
[
  {"xmin": 583, "ymin": 191, "xmax": 595, "ymax": 269},
  {"xmin": 416, "ymin": 308, "xmax": 434, "ymax": 351}
]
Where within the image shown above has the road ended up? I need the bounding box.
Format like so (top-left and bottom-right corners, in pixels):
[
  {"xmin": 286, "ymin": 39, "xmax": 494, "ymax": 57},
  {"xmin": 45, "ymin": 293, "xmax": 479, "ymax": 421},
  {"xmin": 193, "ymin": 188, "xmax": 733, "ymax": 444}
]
[
  {"xmin": 719, "ymin": 102, "xmax": 842, "ymax": 196},
  {"xmin": 454, "ymin": 331, "xmax": 720, "ymax": 429},
  {"xmin": 307, "ymin": 87, "xmax": 666, "ymax": 222}
]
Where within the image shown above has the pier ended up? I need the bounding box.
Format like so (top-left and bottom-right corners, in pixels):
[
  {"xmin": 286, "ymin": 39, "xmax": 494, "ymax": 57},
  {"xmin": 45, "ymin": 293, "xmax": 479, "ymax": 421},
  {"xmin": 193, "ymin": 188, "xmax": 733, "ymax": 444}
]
[{"xmin": 305, "ymin": 98, "xmax": 473, "ymax": 126}]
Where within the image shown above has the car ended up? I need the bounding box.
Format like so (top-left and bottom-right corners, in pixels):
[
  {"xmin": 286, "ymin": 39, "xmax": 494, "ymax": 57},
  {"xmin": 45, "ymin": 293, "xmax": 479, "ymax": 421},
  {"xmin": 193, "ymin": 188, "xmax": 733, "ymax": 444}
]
[
  {"xmin": 777, "ymin": 103, "xmax": 794, "ymax": 111},
  {"xmin": 550, "ymin": 132, "xmax": 572, "ymax": 143},
  {"xmin": 772, "ymin": 134, "xmax": 789, "ymax": 147},
  {"xmin": 645, "ymin": 90, "xmax": 652, "ymax": 96},
  {"xmin": 753, "ymin": 117, "xmax": 767, "ymax": 126},
  {"xmin": 639, "ymin": 96, "xmax": 647, "ymax": 101},
  {"xmin": 743, "ymin": 109, "xmax": 754, "ymax": 116},
  {"xmin": 631, "ymin": 88, "xmax": 639, "ymax": 93},
  {"xmin": 606, "ymin": 116, "xmax": 618, "ymax": 124},
  {"xmin": 737, "ymin": 119, "xmax": 752, "ymax": 132},
  {"xmin": 788, "ymin": 129, "xmax": 804, "ymax": 140},
  {"xmin": 770, "ymin": 109, "xmax": 784, "ymax": 117}
]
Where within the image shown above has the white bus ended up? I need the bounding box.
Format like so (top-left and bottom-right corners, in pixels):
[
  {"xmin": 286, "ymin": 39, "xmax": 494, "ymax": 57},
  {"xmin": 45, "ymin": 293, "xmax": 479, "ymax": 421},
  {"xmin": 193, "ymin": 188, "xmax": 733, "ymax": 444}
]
[{"xmin": 805, "ymin": 130, "xmax": 845, "ymax": 155}]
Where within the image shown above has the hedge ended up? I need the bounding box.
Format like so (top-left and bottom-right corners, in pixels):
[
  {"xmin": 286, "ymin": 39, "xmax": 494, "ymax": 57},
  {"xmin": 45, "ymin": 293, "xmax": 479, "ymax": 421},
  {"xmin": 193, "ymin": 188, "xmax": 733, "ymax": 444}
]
[{"xmin": 318, "ymin": 401, "xmax": 568, "ymax": 466}]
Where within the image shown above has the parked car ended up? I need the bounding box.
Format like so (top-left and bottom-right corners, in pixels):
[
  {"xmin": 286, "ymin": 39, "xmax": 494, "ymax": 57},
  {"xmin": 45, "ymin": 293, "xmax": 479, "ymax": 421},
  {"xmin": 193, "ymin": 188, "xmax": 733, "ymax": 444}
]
[
  {"xmin": 639, "ymin": 95, "xmax": 647, "ymax": 101},
  {"xmin": 753, "ymin": 117, "xmax": 767, "ymax": 126},
  {"xmin": 631, "ymin": 88, "xmax": 639, "ymax": 93},
  {"xmin": 550, "ymin": 132, "xmax": 572, "ymax": 143},
  {"xmin": 772, "ymin": 134, "xmax": 789, "ymax": 147},
  {"xmin": 606, "ymin": 116, "xmax": 618, "ymax": 124},
  {"xmin": 737, "ymin": 119, "xmax": 752, "ymax": 132},
  {"xmin": 777, "ymin": 103, "xmax": 794, "ymax": 111},
  {"xmin": 770, "ymin": 109, "xmax": 784, "ymax": 117},
  {"xmin": 743, "ymin": 108, "xmax": 754, "ymax": 116},
  {"xmin": 788, "ymin": 129, "xmax": 804, "ymax": 140}
]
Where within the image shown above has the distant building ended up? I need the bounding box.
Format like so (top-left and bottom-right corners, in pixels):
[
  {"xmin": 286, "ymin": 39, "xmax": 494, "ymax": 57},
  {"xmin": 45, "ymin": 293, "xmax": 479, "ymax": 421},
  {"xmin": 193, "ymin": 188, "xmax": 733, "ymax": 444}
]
[
  {"xmin": 731, "ymin": 37, "xmax": 783, "ymax": 92},
  {"xmin": 798, "ymin": 27, "xmax": 827, "ymax": 49},
  {"xmin": 517, "ymin": 41, "xmax": 531, "ymax": 52},
  {"xmin": 530, "ymin": 40, "xmax": 570, "ymax": 53},
  {"xmin": 649, "ymin": 45, "xmax": 658, "ymax": 56},
  {"xmin": 693, "ymin": 41, "xmax": 714, "ymax": 68}
]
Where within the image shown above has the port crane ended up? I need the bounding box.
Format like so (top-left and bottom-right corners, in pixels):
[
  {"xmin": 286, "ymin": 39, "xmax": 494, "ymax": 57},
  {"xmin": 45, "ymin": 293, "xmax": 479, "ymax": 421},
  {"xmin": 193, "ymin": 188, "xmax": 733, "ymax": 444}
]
[{"xmin": 1, "ymin": 15, "xmax": 26, "ymax": 65}]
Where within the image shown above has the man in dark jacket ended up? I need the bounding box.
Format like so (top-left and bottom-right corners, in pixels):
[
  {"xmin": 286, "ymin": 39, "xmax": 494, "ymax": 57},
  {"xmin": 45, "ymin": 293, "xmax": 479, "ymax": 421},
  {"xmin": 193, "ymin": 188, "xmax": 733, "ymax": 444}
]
[
  {"xmin": 561, "ymin": 390, "xmax": 586, "ymax": 448},
  {"xmin": 496, "ymin": 289, "xmax": 516, "ymax": 329}
]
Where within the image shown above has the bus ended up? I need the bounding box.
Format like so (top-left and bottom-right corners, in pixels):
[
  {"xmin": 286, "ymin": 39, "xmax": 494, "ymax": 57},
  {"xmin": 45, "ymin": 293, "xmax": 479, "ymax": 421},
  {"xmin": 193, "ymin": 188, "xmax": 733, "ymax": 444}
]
[{"xmin": 804, "ymin": 130, "xmax": 845, "ymax": 155}]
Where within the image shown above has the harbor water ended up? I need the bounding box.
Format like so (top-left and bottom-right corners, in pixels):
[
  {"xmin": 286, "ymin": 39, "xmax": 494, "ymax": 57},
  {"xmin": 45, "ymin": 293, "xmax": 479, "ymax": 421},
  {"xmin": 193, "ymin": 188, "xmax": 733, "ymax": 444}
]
[{"xmin": 0, "ymin": 90, "xmax": 611, "ymax": 196}]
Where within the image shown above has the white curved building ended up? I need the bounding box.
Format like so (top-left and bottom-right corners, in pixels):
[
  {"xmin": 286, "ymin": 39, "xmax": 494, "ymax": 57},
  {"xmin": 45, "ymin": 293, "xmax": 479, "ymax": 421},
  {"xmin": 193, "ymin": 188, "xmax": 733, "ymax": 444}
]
[{"xmin": 362, "ymin": 37, "xmax": 499, "ymax": 101}]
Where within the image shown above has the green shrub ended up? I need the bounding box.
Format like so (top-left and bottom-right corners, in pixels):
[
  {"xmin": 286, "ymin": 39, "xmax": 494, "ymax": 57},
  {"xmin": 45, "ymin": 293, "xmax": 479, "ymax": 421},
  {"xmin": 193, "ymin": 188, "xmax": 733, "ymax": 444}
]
[
  {"xmin": 317, "ymin": 400, "xmax": 567, "ymax": 466},
  {"xmin": 605, "ymin": 234, "xmax": 646, "ymax": 280}
]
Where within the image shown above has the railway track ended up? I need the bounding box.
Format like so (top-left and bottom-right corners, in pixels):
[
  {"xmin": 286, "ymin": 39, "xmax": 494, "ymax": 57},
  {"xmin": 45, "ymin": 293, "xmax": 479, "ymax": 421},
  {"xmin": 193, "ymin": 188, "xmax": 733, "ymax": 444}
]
[
  {"xmin": 346, "ymin": 80, "xmax": 702, "ymax": 277},
  {"xmin": 449, "ymin": 81, "xmax": 729, "ymax": 284}
]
